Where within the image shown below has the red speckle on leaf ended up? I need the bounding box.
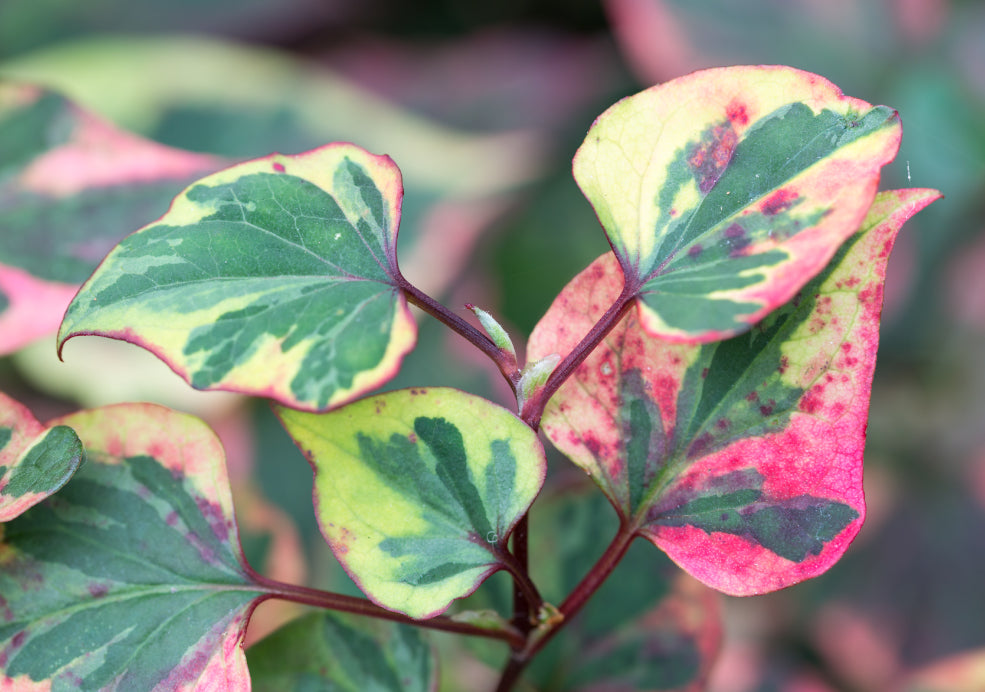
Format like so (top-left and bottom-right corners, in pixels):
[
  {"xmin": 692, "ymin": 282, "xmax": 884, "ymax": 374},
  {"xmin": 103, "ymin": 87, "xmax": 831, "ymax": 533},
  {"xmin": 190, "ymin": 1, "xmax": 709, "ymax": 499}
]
[
  {"xmin": 761, "ymin": 189, "xmax": 798, "ymax": 216},
  {"xmin": 690, "ymin": 432, "xmax": 715, "ymax": 457},
  {"xmin": 759, "ymin": 404, "xmax": 774, "ymax": 416},
  {"xmin": 799, "ymin": 385, "xmax": 825, "ymax": 414},
  {"xmin": 701, "ymin": 368, "xmax": 709, "ymax": 379},
  {"xmin": 778, "ymin": 356, "xmax": 789, "ymax": 375},
  {"xmin": 584, "ymin": 435, "xmax": 602, "ymax": 455},
  {"xmin": 166, "ymin": 511, "xmax": 179, "ymax": 526},
  {"xmin": 407, "ymin": 432, "xmax": 417, "ymax": 444},
  {"xmin": 688, "ymin": 244, "xmax": 703, "ymax": 258},
  {"xmin": 11, "ymin": 631, "xmax": 25, "ymax": 649},
  {"xmin": 688, "ymin": 122, "xmax": 738, "ymax": 193},
  {"xmin": 273, "ymin": 162, "xmax": 286, "ymax": 173},
  {"xmin": 88, "ymin": 583, "xmax": 109, "ymax": 598},
  {"xmin": 716, "ymin": 418, "xmax": 731, "ymax": 431},
  {"xmin": 727, "ymin": 101, "xmax": 750, "ymax": 126},
  {"xmin": 725, "ymin": 224, "xmax": 744, "ymax": 239},
  {"xmin": 746, "ymin": 391, "xmax": 759, "ymax": 402},
  {"xmin": 196, "ymin": 497, "xmax": 230, "ymax": 542}
]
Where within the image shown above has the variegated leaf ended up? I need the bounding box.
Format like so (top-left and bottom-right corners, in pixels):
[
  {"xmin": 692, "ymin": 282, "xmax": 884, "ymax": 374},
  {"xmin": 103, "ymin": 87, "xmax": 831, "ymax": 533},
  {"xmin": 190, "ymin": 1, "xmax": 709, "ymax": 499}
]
[
  {"xmin": 528, "ymin": 189, "xmax": 940, "ymax": 594},
  {"xmin": 574, "ymin": 65, "xmax": 902, "ymax": 342},
  {"xmin": 0, "ymin": 81, "xmax": 222, "ymax": 354},
  {"xmin": 0, "ymin": 403, "xmax": 265, "ymax": 690},
  {"xmin": 277, "ymin": 387, "xmax": 546, "ymax": 619},
  {"xmin": 247, "ymin": 612, "xmax": 436, "ymax": 692},
  {"xmin": 58, "ymin": 143, "xmax": 416, "ymax": 412},
  {"xmin": 0, "ymin": 391, "xmax": 84, "ymax": 521}
]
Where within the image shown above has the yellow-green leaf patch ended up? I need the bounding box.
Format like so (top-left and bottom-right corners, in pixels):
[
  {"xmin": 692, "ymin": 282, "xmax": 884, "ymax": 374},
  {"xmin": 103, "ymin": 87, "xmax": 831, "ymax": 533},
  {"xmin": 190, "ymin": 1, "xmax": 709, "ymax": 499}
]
[
  {"xmin": 0, "ymin": 81, "xmax": 221, "ymax": 354},
  {"xmin": 58, "ymin": 143, "xmax": 417, "ymax": 411},
  {"xmin": 0, "ymin": 403, "xmax": 265, "ymax": 690},
  {"xmin": 573, "ymin": 65, "xmax": 902, "ymax": 342},
  {"xmin": 277, "ymin": 387, "xmax": 546, "ymax": 619},
  {"xmin": 529, "ymin": 189, "xmax": 940, "ymax": 595},
  {"xmin": 0, "ymin": 391, "xmax": 84, "ymax": 521}
]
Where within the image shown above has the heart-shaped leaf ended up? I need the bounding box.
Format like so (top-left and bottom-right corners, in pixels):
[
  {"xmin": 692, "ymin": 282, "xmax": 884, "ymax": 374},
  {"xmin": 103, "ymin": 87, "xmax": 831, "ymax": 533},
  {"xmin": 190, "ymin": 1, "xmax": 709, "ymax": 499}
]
[
  {"xmin": 0, "ymin": 403, "xmax": 264, "ymax": 690},
  {"xmin": 573, "ymin": 65, "xmax": 902, "ymax": 342},
  {"xmin": 277, "ymin": 387, "xmax": 546, "ymax": 619},
  {"xmin": 247, "ymin": 612, "xmax": 436, "ymax": 692},
  {"xmin": 529, "ymin": 189, "xmax": 940, "ymax": 594},
  {"xmin": 0, "ymin": 81, "xmax": 222, "ymax": 354},
  {"xmin": 0, "ymin": 391, "xmax": 84, "ymax": 520},
  {"xmin": 57, "ymin": 143, "xmax": 416, "ymax": 411}
]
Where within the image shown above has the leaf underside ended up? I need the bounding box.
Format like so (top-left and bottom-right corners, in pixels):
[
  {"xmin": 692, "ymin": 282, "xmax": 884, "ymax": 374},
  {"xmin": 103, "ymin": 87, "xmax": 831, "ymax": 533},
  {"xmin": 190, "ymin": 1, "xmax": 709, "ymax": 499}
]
[
  {"xmin": 277, "ymin": 387, "xmax": 546, "ymax": 619},
  {"xmin": 57, "ymin": 143, "xmax": 417, "ymax": 412},
  {"xmin": 529, "ymin": 188, "xmax": 940, "ymax": 595},
  {"xmin": 573, "ymin": 65, "xmax": 903, "ymax": 342},
  {"xmin": 0, "ymin": 403, "xmax": 263, "ymax": 690}
]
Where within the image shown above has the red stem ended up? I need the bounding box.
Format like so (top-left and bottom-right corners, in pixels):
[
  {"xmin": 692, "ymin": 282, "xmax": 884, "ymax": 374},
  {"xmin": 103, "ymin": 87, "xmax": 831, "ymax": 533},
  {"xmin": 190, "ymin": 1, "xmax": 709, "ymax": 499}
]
[{"xmin": 248, "ymin": 571, "xmax": 525, "ymax": 649}]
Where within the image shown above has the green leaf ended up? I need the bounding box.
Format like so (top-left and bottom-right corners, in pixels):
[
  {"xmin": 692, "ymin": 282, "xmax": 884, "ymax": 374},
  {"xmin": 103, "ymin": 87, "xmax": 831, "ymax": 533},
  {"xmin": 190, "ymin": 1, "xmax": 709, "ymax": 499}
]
[
  {"xmin": 529, "ymin": 189, "xmax": 940, "ymax": 594},
  {"xmin": 527, "ymin": 487, "xmax": 722, "ymax": 691},
  {"xmin": 0, "ymin": 403, "xmax": 264, "ymax": 690},
  {"xmin": 0, "ymin": 391, "xmax": 84, "ymax": 520},
  {"xmin": 247, "ymin": 612, "xmax": 436, "ymax": 692},
  {"xmin": 0, "ymin": 81, "xmax": 222, "ymax": 355},
  {"xmin": 573, "ymin": 66, "xmax": 902, "ymax": 342},
  {"xmin": 57, "ymin": 143, "xmax": 417, "ymax": 411},
  {"xmin": 276, "ymin": 387, "xmax": 546, "ymax": 619}
]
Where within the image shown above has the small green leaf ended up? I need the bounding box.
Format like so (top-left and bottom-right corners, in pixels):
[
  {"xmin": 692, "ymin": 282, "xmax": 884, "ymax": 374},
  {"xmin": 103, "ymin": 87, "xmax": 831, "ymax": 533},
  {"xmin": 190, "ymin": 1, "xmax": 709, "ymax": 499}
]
[
  {"xmin": 0, "ymin": 391, "xmax": 84, "ymax": 521},
  {"xmin": 573, "ymin": 66, "xmax": 903, "ymax": 342},
  {"xmin": 276, "ymin": 387, "xmax": 546, "ymax": 619},
  {"xmin": 247, "ymin": 612, "xmax": 436, "ymax": 692},
  {"xmin": 0, "ymin": 403, "xmax": 264, "ymax": 690},
  {"xmin": 58, "ymin": 143, "xmax": 417, "ymax": 411},
  {"xmin": 0, "ymin": 81, "xmax": 222, "ymax": 355},
  {"xmin": 529, "ymin": 189, "xmax": 940, "ymax": 594}
]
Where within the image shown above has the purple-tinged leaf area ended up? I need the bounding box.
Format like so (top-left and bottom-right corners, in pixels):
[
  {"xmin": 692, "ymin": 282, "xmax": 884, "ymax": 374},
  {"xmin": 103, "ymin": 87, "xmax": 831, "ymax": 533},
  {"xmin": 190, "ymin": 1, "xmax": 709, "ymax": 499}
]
[
  {"xmin": 573, "ymin": 65, "xmax": 903, "ymax": 342},
  {"xmin": 529, "ymin": 189, "xmax": 940, "ymax": 595},
  {"xmin": 0, "ymin": 82, "xmax": 222, "ymax": 355},
  {"xmin": 529, "ymin": 488, "xmax": 721, "ymax": 692},
  {"xmin": 0, "ymin": 403, "xmax": 265, "ymax": 690},
  {"xmin": 276, "ymin": 388, "xmax": 546, "ymax": 619},
  {"xmin": 57, "ymin": 143, "xmax": 417, "ymax": 412},
  {"xmin": 0, "ymin": 391, "xmax": 84, "ymax": 521},
  {"xmin": 247, "ymin": 611, "xmax": 436, "ymax": 692}
]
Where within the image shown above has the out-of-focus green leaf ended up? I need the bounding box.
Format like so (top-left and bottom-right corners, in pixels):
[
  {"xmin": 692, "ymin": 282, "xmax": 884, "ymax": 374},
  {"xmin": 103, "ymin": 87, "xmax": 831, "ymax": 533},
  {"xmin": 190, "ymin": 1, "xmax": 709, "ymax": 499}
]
[
  {"xmin": 247, "ymin": 612, "xmax": 436, "ymax": 692},
  {"xmin": 58, "ymin": 144, "xmax": 417, "ymax": 412},
  {"xmin": 0, "ymin": 81, "xmax": 221, "ymax": 354},
  {"xmin": 277, "ymin": 387, "xmax": 546, "ymax": 619}
]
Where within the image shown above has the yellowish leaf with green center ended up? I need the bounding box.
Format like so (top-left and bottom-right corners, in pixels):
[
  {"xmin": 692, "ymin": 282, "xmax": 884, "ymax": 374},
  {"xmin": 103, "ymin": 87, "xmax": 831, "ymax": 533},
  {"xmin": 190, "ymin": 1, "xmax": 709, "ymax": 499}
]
[
  {"xmin": 574, "ymin": 65, "xmax": 902, "ymax": 342},
  {"xmin": 277, "ymin": 387, "xmax": 546, "ymax": 619},
  {"xmin": 57, "ymin": 143, "xmax": 416, "ymax": 411}
]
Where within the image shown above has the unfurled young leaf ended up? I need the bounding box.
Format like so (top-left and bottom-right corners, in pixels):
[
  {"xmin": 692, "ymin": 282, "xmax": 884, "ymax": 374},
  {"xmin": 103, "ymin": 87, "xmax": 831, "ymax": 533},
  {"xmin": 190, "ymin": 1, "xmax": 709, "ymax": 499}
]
[
  {"xmin": 57, "ymin": 143, "xmax": 417, "ymax": 412},
  {"xmin": 0, "ymin": 81, "xmax": 222, "ymax": 354},
  {"xmin": 247, "ymin": 611, "xmax": 437, "ymax": 692},
  {"xmin": 0, "ymin": 403, "xmax": 265, "ymax": 690},
  {"xmin": 277, "ymin": 388, "xmax": 546, "ymax": 619},
  {"xmin": 529, "ymin": 189, "xmax": 940, "ymax": 595},
  {"xmin": 573, "ymin": 65, "xmax": 902, "ymax": 343},
  {"xmin": 0, "ymin": 391, "xmax": 84, "ymax": 521}
]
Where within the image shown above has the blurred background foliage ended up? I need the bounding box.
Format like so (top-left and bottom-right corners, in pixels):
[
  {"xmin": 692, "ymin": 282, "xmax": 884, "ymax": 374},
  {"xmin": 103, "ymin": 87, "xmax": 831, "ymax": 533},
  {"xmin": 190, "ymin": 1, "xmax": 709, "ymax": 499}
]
[{"xmin": 2, "ymin": 0, "xmax": 984, "ymax": 689}]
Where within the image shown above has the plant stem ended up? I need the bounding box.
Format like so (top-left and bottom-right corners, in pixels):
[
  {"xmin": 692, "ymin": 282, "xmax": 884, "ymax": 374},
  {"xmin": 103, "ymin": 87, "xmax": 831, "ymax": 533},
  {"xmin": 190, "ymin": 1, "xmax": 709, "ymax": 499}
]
[
  {"xmin": 399, "ymin": 279, "xmax": 521, "ymax": 392},
  {"xmin": 493, "ymin": 522, "xmax": 638, "ymax": 689},
  {"xmin": 520, "ymin": 283, "xmax": 638, "ymax": 427},
  {"xmin": 248, "ymin": 572, "xmax": 525, "ymax": 649}
]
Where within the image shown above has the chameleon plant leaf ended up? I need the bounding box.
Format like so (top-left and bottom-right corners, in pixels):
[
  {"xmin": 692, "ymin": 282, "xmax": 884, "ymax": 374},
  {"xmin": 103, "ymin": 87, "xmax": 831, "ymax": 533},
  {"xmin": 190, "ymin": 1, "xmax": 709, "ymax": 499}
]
[
  {"xmin": 0, "ymin": 391, "xmax": 84, "ymax": 521},
  {"xmin": 573, "ymin": 65, "xmax": 902, "ymax": 342},
  {"xmin": 0, "ymin": 81, "xmax": 222, "ymax": 354},
  {"xmin": 0, "ymin": 403, "xmax": 265, "ymax": 690},
  {"xmin": 57, "ymin": 143, "xmax": 416, "ymax": 411},
  {"xmin": 529, "ymin": 189, "xmax": 940, "ymax": 594},
  {"xmin": 277, "ymin": 388, "xmax": 546, "ymax": 619}
]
